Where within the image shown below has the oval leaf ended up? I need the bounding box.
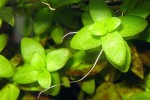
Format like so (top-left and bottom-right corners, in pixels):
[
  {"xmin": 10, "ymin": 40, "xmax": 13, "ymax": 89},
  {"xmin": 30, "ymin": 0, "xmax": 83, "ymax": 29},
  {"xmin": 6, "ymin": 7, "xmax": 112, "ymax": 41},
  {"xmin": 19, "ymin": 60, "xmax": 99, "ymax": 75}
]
[
  {"xmin": 13, "ymin": 64, "xmax": 38, "ymax": 84},
  {"xmin": 0, "ymin": 34, "xmax": 8, "ymax": 52},
  {"xmin": 119, "ymin": 16, "xmax": 148, "ymax": 37},
  {"xmin": 46, "ymin": 48, "xmax": 70, "ymax": 72},
  {"xmin": 21, "ymin": 37, "xmax": 45, "ymax": 63},
  {"xmin": 81, "ymin": 79, "xmax": 95, "ymax": 94},
  {"xmin": 0, "ymin": 84, "xmax": 20, "ymax": 100},
  {"xmin": 0, "ymin": 55, "xmax": 14, "ymax": 78},
  {"xmin": 34, "ymin": 7, "xmax": 53, "ymax": 35},
  {"xmin": 37, "ymin": 69, "xmax": 51, "ymax": 89},
  {"xmin": 89, "ymin": 0, "xmax": 112, "ymax": 22},
  {"xmin": 51, "ymin": 26, "xmax": 64, "ymax": 44},
  {"xmin": 101, "ymin": 31, "xmax": 126, "ymax": 67},
  {"xmin": 70, "ymin": 25, "xmax": 102, "ymax": 50},
  {"xmin": 105, "ymin": 17, "xmax": 121, "ymax": 32},
  {"xmin": 31, "ymin": 52, "xmax": 46, "ymax": 71}
]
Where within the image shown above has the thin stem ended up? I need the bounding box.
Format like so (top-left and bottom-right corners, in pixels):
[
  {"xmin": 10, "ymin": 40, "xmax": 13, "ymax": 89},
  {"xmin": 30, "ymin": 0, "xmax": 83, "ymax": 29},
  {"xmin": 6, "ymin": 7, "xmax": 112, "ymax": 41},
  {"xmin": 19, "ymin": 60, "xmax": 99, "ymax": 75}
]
[
  {"xmin": 38, "ymin": 49, "xmax": 103, "ymax": 98},
  {"xmin": 61, "ymin": 32, "xmax": 77, "ymax": 43},
  {"xmin": 41, "ymin": 1, "xmax": 55, "ymax": 10}
]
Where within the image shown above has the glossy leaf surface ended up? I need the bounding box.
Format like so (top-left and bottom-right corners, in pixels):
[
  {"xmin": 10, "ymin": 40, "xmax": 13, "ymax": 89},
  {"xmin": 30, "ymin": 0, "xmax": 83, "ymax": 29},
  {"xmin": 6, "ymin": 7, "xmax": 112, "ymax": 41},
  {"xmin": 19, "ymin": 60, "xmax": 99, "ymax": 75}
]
[
  {"xmin": 46, "ymin": 48, "xmax": 70, "ymax": 72},
  {"xmin": 70, "ymin": 25, "xmax": 101, "ymax": 50},
  {"xmin": 105, "ymin": 17, "xmax": 121, "ymax": 32},
  {"xmin": 21, "ymin": 37, "xmax": 45, "ymax": 63},
  {"xmin": 89, "ymin": 0, "xmax": 112, "ymax": 22},
  {"xmin": 119, "ymin": 16, "xmax": 148, "ymax": 37},
  {"xmin": 102, "ymin": 32, "xmax": 126, "ymax": 68}
]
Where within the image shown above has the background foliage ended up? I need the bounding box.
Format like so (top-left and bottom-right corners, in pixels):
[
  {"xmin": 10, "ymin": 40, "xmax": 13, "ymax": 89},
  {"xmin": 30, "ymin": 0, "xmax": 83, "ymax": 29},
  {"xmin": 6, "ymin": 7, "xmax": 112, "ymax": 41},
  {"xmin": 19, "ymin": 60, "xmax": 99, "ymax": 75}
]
[{"xmin": 0, "ymin": 0, "xmax": 150, "ymax": 100}]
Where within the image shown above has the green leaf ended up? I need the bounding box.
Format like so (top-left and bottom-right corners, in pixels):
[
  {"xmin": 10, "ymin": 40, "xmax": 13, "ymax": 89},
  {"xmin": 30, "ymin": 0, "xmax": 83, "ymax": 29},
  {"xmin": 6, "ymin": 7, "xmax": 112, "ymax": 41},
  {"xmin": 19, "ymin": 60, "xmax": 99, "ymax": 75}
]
[
  {"xmin": 13, "ymin": 64, "xmax": 38, "ymax": 84},
  {"xmin": 89, "ymin": 22, "xmax": 107, "ymax": 36},
  {"xmin": 70, "ymin": 25, "xmax": 102, "ymax": 50},
  {"xmin": 34, "ymin": 7, "xmax": 53, "ymax": 35},
  {"xmin": 0, "ymin": 84, "xmax": 20, "ymax": 100},
  {"xmin": 81, "ymin": 79, "xmax": 95, "ymax": 95},
  {"xmin": 89, "ymin": 0, "xmax": 112, "ymax": 22},
  {"xmin": 122, "ymin": 41, "xmax": 131, "ymax": 72},
  {"xmin": 0, "ymin": 34, "xmax": 8, "ymax": 52},
  {"xmin": 21, "ymin": 37, "xmax": 45, "ymax": 63},
  {"xmin": 0, "ymin": 7, "xmax": 14, "ymax": 26},
  {"xmin": 37, "ymin": 69, "xmax": 51, "ymax": 89},
  {"xmin": 51, "ymin": 26, "xmax": 64, "ymax": 44},
  {"xmin": 0, "ymin": 55, "xmax": 15, "ymax": 78},
  {"xmin": 48, "ymin": 0, "xmax": 81, "ymax": 8},
  {"xmin": 46, "ymin": 48, "xmax": 70, "ymax": 72},
  {"xmin": 119, "ymin": 16, "xmax": 148, "ymax": 37},
  {"xmin": 101, "ymin": 31, "xmax": 126, "ymax": 67},
  {"xmin": 0, "ymin": 0, "xmax": 8, "ymax": 8},
  {"xmin": 46, "ymin": 72, "xmax": 60, "ymax": 96},
  {"xmin": 127, "ymin": 92, "xmax": 150, "ymax": 100},
  {"xmin": 105, "ymin": 17, "xmax": 121, "ymax": 32},
  {"xmin": 81, "ymin": 8, "xmax": 94, "ymax": 26},
  {"xmin": 31, "ymin": 52, "xmax": 46, "ymax": 71}
]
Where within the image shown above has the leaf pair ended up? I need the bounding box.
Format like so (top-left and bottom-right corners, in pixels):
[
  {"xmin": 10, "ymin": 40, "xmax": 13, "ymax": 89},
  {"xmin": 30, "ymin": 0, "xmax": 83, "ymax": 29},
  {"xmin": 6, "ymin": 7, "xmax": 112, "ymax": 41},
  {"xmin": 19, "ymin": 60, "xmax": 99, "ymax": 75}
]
[
  {"xmin": 14, "ymin": 38, "xmax": 70, "ymax": 89},
  {"xmin": 70, "ymin": 0, "xmax": 147, "ymax": 72}
]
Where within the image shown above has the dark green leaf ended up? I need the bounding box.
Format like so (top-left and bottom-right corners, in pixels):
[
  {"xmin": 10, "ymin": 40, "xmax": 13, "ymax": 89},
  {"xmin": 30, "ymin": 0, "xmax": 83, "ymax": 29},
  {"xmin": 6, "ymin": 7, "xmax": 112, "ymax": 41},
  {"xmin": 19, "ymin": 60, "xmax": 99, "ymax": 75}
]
[
  {"xmin": 0, "ymin": 84, "xmax": 20, "ymax": 100},
  {"xmin": 31, "ymin": 52, "xmax": 46, "ymax": 71},
  {"xmin": 105, "ymin": 17, "xmax": 121, "ymax": 32},
  {"xmin": 51, "ymin": 26, "xmax": 64, "ymax": 44},
  {"xmin": 81, "ymin": 79, "xmax": 95, "ymax": 94},
  {"xmin": 70, "ymin": 25, "xmax": 101, "ymax": 50},
  {"xmin": 128, "ymin": 1, "xmax": 150, "ymax": 18},
  {"xmin": 0, "ymin": 55, "xmax": 15, "ymax": 78},
  {"xmin": 34, "ymin": 7, "xmax": 53, "ymax": 35},
  {"xmin": 37, "ymin": 69, "xmax": 51, "ymax": 89},
  {"xmin": 119, "ymin": 16, "xmax": 148, "ymax": 37},
  {"xmin": 13, "ymin": 64, "xmax": 38, "ymax": 84},
  {"xmin": 21, "ymin": 37, "xmax": 45, "ymax": 63},
  {"xmin": 89, "ymin": 0, "xmax": 112, "ymax": 22},
  {"xmin": 0, "ymin": 7, "xmax": 14, "ymax": 26},
  {"xmin": 102, "ymin": 31, "xmax": 126, "ymax": 68},
  {"xmin": 82, "ymin": 8, "xmax": 94, "ymax": 26},
  {"xmin": 0, "ymin": 34, "xmax": 8, "ymax": 52},
  {"xmin": 46, "ymin": 48, "xmax": 70, "ymax": 72}
]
